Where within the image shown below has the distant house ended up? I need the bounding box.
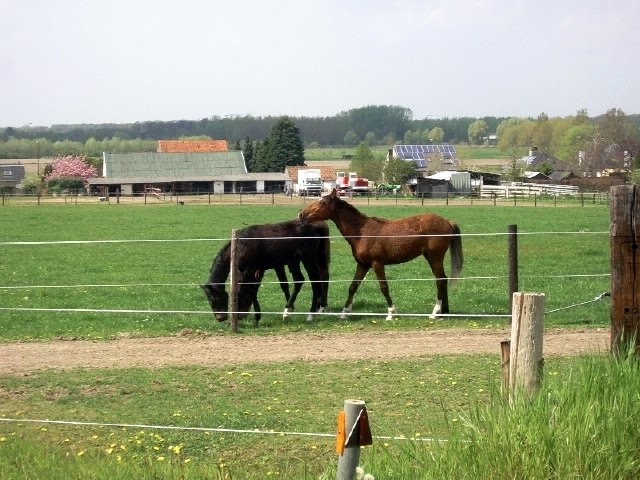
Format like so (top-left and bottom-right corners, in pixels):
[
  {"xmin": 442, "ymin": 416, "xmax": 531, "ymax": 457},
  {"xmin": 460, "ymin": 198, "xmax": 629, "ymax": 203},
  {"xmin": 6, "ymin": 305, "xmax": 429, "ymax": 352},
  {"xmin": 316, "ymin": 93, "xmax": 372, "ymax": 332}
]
[
  {"xmin": 157, "ymin": 140, "xmax": 228, "ymax": 153},
  {"xmin": 520, "ymin": 147, "xmax": 560, "ymax": 170},
  {"xmin": 0, "ymin": 164, "xmax": 25, "ymax": 193},
  {"xmin": 88, "ymin": 151, "xmax": 290, "ymax": 195},
  {"xmin": 388, "ymin": 145, "xmax": 460, "ymax": 175}
]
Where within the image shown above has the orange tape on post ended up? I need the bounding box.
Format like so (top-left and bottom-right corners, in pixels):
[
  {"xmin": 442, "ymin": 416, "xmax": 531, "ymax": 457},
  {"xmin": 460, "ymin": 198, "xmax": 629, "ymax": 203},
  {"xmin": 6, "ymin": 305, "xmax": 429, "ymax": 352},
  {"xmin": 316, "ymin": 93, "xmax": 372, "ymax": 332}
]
[{"xmin": 336, "ymin": 410, "xmax": 346, "ymax": 455}]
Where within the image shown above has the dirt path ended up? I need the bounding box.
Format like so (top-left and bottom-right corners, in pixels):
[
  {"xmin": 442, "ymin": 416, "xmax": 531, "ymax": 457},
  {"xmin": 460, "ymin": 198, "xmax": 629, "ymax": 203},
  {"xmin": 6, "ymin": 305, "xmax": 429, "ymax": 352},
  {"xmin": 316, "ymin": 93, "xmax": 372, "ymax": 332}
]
[{"xmin": 0, "ymin": 328, "xmax": 610, "ymax": 375}]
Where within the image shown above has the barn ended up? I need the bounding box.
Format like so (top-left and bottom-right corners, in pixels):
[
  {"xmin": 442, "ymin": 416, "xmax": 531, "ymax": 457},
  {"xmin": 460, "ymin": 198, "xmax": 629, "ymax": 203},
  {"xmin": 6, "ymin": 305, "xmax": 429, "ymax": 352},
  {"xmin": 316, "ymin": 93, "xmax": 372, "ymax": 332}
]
[
  {"xmin": 87, "ymin": 151, "xmax": 290, "ymax": 195},
  {"xmin": 87, "ymin": 139, "xmax": 291, "ymax": 195}
]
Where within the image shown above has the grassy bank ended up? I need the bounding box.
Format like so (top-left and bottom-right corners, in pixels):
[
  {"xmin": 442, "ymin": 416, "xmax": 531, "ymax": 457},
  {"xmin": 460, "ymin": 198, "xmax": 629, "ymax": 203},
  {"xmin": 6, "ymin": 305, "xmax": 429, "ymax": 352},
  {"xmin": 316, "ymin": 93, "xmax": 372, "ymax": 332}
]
[{"xmin": 1, "ymin": 352, "xmax": 636, "ymax": 478}]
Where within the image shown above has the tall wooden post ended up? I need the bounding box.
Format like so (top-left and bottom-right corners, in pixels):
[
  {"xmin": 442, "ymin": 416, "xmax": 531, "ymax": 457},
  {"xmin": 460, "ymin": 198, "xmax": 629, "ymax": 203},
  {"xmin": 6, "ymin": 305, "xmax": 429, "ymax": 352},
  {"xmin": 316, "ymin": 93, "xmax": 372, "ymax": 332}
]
[
  {"xmin": 230, "ymin": 229, "xmax": 239, "ymax": 333},
  {"xmin": 610, "ymin": 185, "xmax": 640, "ymax": 353},
  {"xmin": 509, "ymin": 292, "xmax": 545, "ymax": 399}
]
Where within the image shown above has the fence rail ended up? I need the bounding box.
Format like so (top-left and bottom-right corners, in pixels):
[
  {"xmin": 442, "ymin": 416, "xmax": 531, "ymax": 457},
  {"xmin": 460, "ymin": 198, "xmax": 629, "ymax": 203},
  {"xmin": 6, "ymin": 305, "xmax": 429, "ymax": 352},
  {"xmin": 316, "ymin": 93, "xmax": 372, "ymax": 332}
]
[{"xmin": 1, "ymin": 188, "xmax": 610, "ymax": 207}]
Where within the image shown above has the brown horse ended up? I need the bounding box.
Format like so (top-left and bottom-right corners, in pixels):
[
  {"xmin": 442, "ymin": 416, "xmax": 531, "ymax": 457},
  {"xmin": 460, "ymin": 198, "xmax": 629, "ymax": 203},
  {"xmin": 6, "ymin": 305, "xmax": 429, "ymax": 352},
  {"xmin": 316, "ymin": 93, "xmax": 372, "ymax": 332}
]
[{"xmin": 298, "ymin": 188, "xmax": 463, "ymax": 320}]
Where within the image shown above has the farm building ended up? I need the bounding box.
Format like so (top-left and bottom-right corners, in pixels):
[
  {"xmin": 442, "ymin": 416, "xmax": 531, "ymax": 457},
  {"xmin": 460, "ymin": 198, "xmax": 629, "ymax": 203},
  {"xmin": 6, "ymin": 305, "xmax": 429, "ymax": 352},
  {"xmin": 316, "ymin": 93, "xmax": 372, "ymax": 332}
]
[
  {"xmin": 0, "ymin": 163, "xmax": 25, "ymax": 193},
  {"xmin": 388, "ymin": 145, "xmax": 460, "ymax": 175},
  {"xmin": 520, "ymin": 147, "xmax": 561, "ymax": 170},
  {"xmin": 414, "ymin": 170, "xmax": 501, "ymax": 197},
  {"xmin": 87, "ymin": 151, "xmax": 291, "ymax": 195}
]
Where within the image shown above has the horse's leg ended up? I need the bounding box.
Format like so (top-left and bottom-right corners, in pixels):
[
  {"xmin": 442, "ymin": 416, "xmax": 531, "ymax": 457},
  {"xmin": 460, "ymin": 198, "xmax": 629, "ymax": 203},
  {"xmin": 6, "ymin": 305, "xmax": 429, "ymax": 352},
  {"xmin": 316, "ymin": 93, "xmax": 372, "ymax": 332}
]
[
  {"xmin": 341, "ymin": 263, "xmax": 370, "ymax": 320},
  {"xmin": 283, "ymin": 261, "xmax": 305, "ymax": 320},
  {"xmin": 318, "ymin": 260, "xmax": 329, "ymax": 314},
  {"xmin": 372, "ymin": 262, "xmax": 396, "ymax": 321},
  {"xmin": 252, "ymin": 296, "xmax": 261, "ymax": 327},
  {"xmin": 425, "ymin": 253, "xmax": 449, "ymax": 318},
  {"xmin": 274, "ymin": 266, "xmax": 293, "ymax": 319},
  {"xmin": 300, "ymin": 258, "xmax": 322, "ymax": 322}
]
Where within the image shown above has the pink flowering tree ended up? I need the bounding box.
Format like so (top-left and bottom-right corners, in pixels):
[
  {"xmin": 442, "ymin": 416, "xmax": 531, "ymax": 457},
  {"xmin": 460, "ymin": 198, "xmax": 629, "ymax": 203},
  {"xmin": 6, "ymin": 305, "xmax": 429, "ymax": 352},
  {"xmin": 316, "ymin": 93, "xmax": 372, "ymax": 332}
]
[{"xmin": 45, "ymin": 155, "xmax": 98, "ymax": 193}]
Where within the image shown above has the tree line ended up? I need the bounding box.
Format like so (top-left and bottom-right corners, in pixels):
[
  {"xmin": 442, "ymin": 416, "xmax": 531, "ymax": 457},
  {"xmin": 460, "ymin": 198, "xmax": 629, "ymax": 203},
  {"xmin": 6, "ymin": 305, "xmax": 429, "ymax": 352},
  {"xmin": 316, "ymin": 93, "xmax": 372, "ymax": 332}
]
[{"xmin": 2, "ymin": 105, "xmax": 507, "ymax": 152}]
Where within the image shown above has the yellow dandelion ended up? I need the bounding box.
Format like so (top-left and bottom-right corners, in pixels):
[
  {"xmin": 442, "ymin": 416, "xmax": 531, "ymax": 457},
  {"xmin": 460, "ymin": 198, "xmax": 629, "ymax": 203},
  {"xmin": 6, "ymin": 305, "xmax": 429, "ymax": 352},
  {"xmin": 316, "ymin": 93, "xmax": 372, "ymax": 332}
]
[
  {"xmin": 40, "ymin": 428, "xmax": 47, "ymax": 432},
  {"xmin": 105, "ymin": 448, "xmax": 114, "ymax": 454},
  {"xmin": 77, "ymin": 450, "xmax": 86, "ymax": 457},
  {"xmin": 116, "ymin": 455, "xmax": 122, "ymax": 463},
  {"xmin": 240, "ymin": 372, "xmax": 252, "ymax": 377},
  {"xmin": 157, "ymin": 456, "xmax": 165, "ymax": 461},
  {"xmin": 0, "ymin": 437, "xmax": 6, "ymax": 442},
  {"xmin": 184, "ymin": 458, "xmax": 192, "ymax": 464}
]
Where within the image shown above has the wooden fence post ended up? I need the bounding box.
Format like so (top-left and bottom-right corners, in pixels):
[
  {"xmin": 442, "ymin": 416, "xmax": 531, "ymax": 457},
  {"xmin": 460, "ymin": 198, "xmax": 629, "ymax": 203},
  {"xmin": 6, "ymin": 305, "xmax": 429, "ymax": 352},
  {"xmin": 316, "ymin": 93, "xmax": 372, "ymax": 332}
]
[
  {"xmin": 336, "ymin": 399, "xmax": 369, "ymax": 480},
  {"xmin": 610, "ymin": 185, "xmax": 640, "ymax": 353},
  {"xmin": 230, "ymin": 229, "xmax": 239, "ymax": 333},
  {"xmin": 509, "ymin": 292, "xmax": 545, "ymax": 400},
  {"xmin": 508, "ymin": 224, "xmax": 518, "ymax": 316}
]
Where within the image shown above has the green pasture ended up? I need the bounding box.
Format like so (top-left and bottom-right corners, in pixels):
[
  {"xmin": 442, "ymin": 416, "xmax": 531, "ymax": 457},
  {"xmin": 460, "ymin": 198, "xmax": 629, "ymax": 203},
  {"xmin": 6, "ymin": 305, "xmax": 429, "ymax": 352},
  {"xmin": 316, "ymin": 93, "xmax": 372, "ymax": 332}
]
[
  {"xmin": 2, "ymin": 351, "xmax": 638, "ymax": 479},
  {"xmin": 0, "ymin": 202, "xmax": 631, "ymax": 479},
  {"xmin": 0, "ymin": 202, "xmax": 610, "ymax": 340}
]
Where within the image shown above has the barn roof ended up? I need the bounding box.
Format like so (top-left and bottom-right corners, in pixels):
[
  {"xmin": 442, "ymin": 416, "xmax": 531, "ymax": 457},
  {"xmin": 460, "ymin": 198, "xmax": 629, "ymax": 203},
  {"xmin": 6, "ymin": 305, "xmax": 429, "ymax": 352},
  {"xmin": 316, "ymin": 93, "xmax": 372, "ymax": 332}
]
[
  {"xmin": 103, "ymin": 152, "xmax": 246, "ymax": 180},
  {"xmin": 157, "ymin": 140, "xmax": 229, "ymax": 153},
  {"xmin": 284, "ymin": 165, "xmax": 338, "ymax": 182}
]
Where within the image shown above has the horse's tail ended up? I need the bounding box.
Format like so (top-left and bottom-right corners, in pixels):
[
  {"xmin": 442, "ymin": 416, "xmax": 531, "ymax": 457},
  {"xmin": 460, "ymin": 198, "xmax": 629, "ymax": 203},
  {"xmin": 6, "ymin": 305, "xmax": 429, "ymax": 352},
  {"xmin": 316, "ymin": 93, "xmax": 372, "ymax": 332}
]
[{"xmin": 449, "ymin": 221, "xmax": 463, "ymax": 284}]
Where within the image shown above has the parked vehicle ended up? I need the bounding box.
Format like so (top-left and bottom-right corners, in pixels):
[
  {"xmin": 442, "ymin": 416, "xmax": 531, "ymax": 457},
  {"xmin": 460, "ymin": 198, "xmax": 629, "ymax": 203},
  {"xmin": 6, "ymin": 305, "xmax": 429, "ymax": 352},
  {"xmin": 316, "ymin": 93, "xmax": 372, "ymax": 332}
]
[
  {"xmin": 335, "ymin": 171, "xmax": 372, "ymax": 195},
  {"xmin": 297, "ymin": 168, "xmax": 323, "ymax": 196}
]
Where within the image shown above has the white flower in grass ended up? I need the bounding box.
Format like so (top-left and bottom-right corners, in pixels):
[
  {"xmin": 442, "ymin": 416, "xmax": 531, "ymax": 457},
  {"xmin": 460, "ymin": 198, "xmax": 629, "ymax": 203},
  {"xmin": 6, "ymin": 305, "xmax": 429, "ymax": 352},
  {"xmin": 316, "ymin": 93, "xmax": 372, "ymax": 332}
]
[{"xmin": 355, "ymin": 467, "xmax": 365, "ymax": 479}]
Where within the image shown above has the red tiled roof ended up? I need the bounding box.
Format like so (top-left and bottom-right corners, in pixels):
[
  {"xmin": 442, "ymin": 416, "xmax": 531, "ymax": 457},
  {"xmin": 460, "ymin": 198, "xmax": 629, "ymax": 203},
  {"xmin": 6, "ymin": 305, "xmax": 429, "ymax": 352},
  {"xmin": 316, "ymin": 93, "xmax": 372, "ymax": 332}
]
[
  {"xmin": 285, "ymin": 165, "xmax": 338, "ymax": 182},
  {"xmin": 157, "ymin": 140, "xmax": 228, "ymax": 153}
]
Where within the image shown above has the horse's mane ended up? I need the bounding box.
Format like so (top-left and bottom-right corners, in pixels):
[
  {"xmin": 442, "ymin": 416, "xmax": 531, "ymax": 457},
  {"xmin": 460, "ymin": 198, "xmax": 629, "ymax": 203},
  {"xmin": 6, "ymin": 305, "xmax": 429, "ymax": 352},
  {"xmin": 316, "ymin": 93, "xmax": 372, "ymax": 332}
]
[{"xmin": 208, "ymin": 241, "xmax": 231, "ymax": 286}]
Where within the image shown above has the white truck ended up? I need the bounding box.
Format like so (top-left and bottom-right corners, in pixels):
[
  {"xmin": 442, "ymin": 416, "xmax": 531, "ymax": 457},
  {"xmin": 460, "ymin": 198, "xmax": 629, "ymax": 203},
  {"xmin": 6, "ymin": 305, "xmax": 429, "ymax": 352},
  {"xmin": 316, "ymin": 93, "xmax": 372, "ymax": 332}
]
[{"xmin": 297, "ymin": 168, "xmax": 323, "ymax": 196}]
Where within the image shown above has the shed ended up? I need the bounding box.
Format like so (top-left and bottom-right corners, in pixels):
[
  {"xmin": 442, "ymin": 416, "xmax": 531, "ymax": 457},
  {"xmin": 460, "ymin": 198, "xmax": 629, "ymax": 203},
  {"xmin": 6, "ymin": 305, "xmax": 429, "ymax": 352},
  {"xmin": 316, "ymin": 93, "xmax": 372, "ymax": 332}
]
[{"xmin": 0, "ymin": 164, "xmax": 25, "ymax": 193}]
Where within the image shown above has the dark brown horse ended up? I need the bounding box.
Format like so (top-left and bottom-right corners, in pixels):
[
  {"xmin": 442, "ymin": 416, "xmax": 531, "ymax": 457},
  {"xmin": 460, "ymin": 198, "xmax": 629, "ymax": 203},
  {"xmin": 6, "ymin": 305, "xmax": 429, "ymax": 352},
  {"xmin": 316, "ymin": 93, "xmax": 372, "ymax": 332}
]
[{"xmin": 298, "ymin": 188, "xmax": 462, "ymax": 320}]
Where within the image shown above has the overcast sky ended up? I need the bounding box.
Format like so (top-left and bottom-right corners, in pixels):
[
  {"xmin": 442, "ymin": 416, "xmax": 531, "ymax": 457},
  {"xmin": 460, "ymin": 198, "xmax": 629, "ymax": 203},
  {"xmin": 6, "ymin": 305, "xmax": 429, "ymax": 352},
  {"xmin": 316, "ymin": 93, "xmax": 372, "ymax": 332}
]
[{"xmin": 2, "ymin": 0, "xmax": 639, "ymax": 127}]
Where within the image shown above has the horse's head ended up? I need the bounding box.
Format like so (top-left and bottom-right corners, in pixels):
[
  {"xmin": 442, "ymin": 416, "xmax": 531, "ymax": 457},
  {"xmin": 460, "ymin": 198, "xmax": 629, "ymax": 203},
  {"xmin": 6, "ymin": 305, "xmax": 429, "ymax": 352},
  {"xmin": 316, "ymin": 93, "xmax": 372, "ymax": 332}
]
[
  {"xmin": 200, "ymin": 283, "xmax": 229, "ymax": 322},
  {"xmin": 298, "ymin": 188, "xmax": 338, "ymax": 224}
]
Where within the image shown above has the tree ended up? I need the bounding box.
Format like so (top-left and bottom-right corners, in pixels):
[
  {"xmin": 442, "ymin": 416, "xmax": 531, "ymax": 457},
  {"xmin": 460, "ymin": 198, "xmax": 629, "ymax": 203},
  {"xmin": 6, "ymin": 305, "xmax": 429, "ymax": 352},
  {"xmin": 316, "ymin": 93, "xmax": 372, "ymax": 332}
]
[
  {"xmin": 428, "ymin": 127, "xmax": 445, "ymax": 143},
  {"xmin": 45, "ymin": 154, "xmax": 97, "ymax": 192},
  {"xmin": 364, "ymin": 131, "xmax": 377, "ymax": 146},
  {"xmin": 343, "ymin": 130, "xmax": 359, "ymax": 146},
  {"xmin": 468, "ymin": 120, "xmax": 488, "ymax": 145},
  {"xmin": 532, "ymin": 112, "xmax": 553, "ymax": 153},
  {"xmin": 383, "ymin": 156, "xmax": 417, "ymax": 185},
  {"xmin": 349, "ymin": 142, "xmax": 384, "ymax": 182},
  {"xmin": 251, "ymin": 117, "xmax": 304, "ymax": 172},
  {"xmin": 557, "ymin": 124, "xmax": 596, "ymax": 171},
  {"xmin": 242, "ymin": 137, "xmax": 255, "ymax": 172}
]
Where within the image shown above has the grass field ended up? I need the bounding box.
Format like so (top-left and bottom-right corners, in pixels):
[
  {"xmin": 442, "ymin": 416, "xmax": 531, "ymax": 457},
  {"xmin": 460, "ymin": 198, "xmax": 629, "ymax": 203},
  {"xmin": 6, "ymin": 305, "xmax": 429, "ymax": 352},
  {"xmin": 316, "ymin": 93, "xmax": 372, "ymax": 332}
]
[
  {"xmin": 0, "ymin": 202, "xmax": 610, "ymax": 340},
  {"xmin": 0, "ymin": 202, "xmax": 617, "ymax": 478}
]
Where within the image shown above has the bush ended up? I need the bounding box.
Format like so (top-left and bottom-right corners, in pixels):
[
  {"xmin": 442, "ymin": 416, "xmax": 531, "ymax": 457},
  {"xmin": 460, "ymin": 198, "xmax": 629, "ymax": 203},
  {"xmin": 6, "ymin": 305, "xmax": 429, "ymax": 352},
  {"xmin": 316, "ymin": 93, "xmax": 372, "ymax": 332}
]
[{"xmin": 19, "ymin": 174, "xmax": 43, "ymax": 193}]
